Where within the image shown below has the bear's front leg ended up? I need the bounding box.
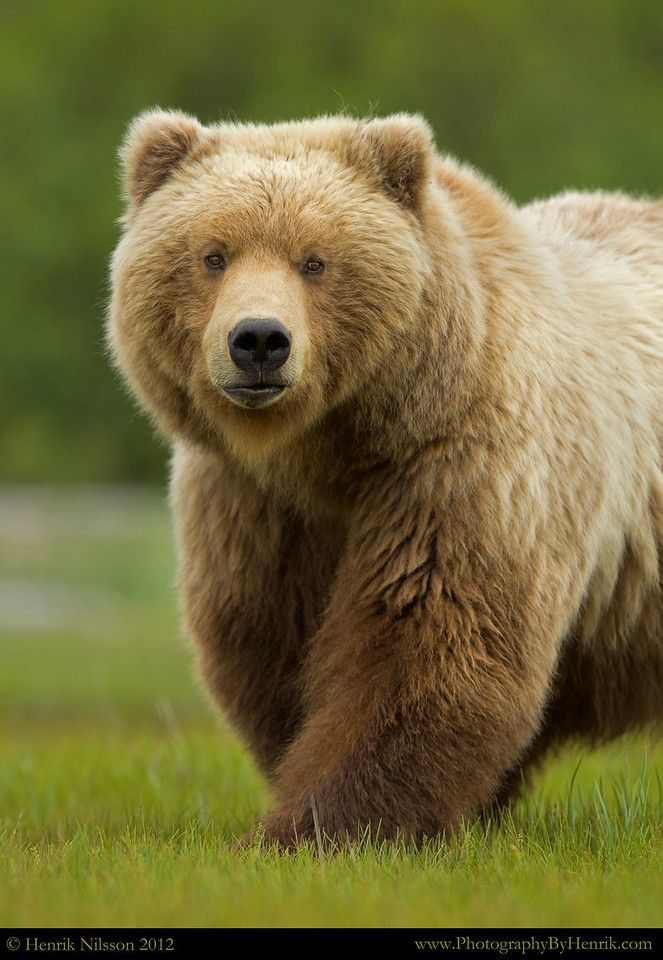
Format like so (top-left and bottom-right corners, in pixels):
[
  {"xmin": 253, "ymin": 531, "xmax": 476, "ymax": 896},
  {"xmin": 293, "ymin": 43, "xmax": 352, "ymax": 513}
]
[
  {"xmin": 171, "ymin": 444, "xmax": 340, "ymax": 776},
  {"xmin": 260, "ymin": 493, "xmax": 559, "ymax": 846}
]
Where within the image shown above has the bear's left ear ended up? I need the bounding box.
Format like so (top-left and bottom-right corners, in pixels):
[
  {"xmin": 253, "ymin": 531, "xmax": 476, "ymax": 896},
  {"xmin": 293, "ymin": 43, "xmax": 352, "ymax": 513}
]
[
  {"xmin": 120, "ymin": 108, "xmax": 206, "ymax": 207},
  {"xmin": 350, "ymin": 114, "xmax": 436, "ymax": 210}
]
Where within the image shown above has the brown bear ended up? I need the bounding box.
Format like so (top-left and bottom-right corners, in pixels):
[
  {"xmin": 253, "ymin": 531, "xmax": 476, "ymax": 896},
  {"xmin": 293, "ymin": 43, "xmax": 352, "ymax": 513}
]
[{"xmin": 107, "ymin": 110, "xmax": 663, "ymax": 846}]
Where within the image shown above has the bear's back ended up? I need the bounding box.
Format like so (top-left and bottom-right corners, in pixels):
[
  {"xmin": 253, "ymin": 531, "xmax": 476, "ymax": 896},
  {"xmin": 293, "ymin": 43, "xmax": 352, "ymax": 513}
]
[{"xmin": 523, "ymin": 190, "xmax": 663, "ymax": 277}]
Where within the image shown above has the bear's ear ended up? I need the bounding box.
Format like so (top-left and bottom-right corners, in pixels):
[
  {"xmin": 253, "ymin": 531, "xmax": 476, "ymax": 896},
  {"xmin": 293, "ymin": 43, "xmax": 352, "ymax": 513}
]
[
  {"xmin": 349, "ymin": 114, "xmax": 435, "ymax": 210},
  {"xmin": 120, "ymin": 109, "xmax": 205, "ymax": 207}
]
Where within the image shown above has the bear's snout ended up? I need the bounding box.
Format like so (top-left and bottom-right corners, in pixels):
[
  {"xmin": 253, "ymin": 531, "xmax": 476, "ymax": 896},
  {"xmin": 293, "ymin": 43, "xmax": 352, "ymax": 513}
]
[{"xmin": 228, "ymin": 318, "xmax": 292, "ymax": 376}]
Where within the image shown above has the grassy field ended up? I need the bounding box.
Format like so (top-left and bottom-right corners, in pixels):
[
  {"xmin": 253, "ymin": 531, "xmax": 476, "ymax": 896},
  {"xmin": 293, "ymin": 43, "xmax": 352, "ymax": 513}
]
[{"xmin": 1, "ymin": 486, "xmax": 661, "ymax": 928}]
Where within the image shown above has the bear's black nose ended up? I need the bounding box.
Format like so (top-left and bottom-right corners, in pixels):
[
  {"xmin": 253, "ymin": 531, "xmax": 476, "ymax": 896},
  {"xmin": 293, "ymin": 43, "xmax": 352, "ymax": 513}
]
[{"xmin": 228, "ymin": 318, "xmax": 292, "ymax": 375}]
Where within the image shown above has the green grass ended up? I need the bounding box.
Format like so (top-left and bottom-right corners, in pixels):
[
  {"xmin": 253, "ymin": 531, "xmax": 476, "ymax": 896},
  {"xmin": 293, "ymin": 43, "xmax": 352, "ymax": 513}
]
[{"xmin": 1, "ymin": 486, "xmax": 661, "ymax": 927}]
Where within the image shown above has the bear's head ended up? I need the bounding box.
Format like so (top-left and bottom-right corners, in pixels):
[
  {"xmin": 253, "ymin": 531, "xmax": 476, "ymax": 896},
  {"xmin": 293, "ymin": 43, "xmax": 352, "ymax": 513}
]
[{"xmin": 108, "ymin": 111, "xmax": 438, "ymax": 462}]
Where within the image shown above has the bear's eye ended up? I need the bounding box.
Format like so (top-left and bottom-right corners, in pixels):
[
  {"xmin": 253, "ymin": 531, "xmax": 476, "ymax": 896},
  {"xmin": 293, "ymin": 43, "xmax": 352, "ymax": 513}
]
[
  {"xmin": 303, "ymin": 257, "xmax": 325, "ymax": 275},
  {"xmin": 204, "ymin": 251, "xmax": 227, "ymax": 271}
]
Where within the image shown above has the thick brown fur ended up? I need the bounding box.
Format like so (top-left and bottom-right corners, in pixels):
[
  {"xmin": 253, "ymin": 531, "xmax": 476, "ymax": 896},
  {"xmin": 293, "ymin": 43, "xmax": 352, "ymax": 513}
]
[{"xmin": 108, "ymin": 110, "xmax": 663, "ymax": 846}]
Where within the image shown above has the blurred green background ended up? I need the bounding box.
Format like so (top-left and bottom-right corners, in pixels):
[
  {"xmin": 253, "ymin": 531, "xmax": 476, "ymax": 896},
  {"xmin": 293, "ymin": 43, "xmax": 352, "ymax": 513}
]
[{"xmin": 1, "ymin": 0, "xmax": 662, "ymax": 483}]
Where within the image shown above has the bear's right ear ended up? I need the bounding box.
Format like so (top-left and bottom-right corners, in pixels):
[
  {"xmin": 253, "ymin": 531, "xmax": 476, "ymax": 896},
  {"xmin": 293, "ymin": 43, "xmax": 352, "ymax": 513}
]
[
  {"xmin": 120, "ymin": 109, "xmax": 205, "ymax": 207},
  {"xmin": 346, "ymin": 114, "xmax": 436, "ymax": 211}
]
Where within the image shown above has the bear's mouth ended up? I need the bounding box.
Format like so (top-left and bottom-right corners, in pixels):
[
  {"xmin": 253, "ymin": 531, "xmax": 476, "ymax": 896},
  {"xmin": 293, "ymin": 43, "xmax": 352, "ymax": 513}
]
[{"xmin": 223, "ymin": 384, "xmax": 287, "ymax": 409}]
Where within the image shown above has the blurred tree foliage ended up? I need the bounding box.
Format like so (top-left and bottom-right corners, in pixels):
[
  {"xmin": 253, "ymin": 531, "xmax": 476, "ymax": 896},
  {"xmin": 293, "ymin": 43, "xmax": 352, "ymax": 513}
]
[{"xmin": 1, "ymin": 0, "xmax": 662, "ymax": 482}]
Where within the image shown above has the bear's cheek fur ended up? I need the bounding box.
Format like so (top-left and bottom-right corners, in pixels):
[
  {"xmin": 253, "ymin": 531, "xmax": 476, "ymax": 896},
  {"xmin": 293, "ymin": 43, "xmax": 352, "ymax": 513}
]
[
  {"xmin": 312, "ymin": 248, "xmax": 428, "ymax": 399},
  {"xmin": 108, "ymin": 230, "xmax": 201, "ymax": 427}
]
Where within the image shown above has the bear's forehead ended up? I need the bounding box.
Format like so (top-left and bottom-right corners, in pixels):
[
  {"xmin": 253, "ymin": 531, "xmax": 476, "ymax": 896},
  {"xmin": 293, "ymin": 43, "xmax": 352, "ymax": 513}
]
[
  {"xmin": 198, "ymin": 147, "xmax": 353, "ymax": 196},
  {"xmin": 204, "ymin": 117, "xmax": 357, "ymax": 158},
  {"xmin": 172, "ymin": 149, "xmax": 384, "ymax": 247}
]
